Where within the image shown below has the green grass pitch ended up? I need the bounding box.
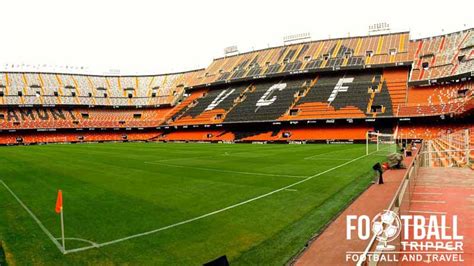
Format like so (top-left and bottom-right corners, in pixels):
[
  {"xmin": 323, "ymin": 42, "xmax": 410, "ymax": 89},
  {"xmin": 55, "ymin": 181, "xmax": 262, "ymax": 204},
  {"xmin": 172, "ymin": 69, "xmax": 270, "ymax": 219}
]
[{"xmin": 0, "ymin": 142, "xmax": 388, "ymax": 265}]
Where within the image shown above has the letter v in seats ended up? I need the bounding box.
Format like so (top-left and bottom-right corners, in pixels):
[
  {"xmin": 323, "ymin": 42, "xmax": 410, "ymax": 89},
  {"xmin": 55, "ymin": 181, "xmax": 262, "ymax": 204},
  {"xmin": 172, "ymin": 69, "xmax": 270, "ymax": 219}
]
[{"xmin": 205, "ymin": 89, "xmax": 235, "ymax": 111}]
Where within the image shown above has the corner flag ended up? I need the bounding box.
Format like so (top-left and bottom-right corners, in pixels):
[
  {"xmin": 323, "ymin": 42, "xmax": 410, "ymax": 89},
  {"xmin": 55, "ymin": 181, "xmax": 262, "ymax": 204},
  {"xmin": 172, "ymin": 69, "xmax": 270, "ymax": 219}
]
[
  {"xmin": 55, "ymin": 189, "xmax": 66, "ymax": 252},
  {"xmin": 55, "ymin": 190, "xmax": 63, "ymax": 213}
]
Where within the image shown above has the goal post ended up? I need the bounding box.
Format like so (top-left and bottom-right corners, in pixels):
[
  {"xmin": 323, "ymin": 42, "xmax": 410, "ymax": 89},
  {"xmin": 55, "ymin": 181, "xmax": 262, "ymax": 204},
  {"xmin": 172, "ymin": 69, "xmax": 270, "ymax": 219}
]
[{"xmin": 366, "ymin": 132, "xmax": 397, "ymax": 155}]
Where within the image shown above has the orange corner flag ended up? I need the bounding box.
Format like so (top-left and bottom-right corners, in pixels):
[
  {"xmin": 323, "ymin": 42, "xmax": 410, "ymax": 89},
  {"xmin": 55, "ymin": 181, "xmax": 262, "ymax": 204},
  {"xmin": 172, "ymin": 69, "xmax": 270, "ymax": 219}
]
[{"xmin": 55, "ymin": 190, "xmax": 63, "ymax": 214}]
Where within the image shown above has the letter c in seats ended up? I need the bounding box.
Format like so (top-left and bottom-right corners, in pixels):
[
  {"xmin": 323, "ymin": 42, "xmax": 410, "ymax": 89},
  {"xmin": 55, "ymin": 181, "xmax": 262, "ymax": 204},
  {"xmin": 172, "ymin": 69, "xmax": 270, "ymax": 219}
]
[{"xmin": 256, "ymin": 83, "xmax": 287, "ymax": 107}]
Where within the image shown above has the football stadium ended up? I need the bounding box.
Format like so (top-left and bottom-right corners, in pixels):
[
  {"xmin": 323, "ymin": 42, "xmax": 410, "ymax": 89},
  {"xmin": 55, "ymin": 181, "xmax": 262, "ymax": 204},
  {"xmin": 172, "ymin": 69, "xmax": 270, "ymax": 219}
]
[{"xmin": 0, "ymin": 2, "xmax": 473, "ymax": 266}]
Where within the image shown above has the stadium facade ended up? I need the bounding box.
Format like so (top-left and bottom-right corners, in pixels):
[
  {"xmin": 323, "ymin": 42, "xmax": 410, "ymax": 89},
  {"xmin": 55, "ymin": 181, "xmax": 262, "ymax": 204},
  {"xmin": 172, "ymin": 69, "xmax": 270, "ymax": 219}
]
[{"xmin": 0, "ymin": 29, "xmax": 472, "ymax": 157}]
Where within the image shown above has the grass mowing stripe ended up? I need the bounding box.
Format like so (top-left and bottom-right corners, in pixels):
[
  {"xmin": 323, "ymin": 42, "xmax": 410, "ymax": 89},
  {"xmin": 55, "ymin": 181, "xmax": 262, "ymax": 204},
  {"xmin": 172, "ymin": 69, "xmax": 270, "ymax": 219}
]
[
  {"xmin": 233, "ymin": 169, "xmax": 374, "ymax": 265},
  {"xmin": 305, "ymin": 157, "xmax": 353, "ymax": 161},
  {"xmin": 64, "ymin": 150, "xmax": 376, "ymax": 254},
  {"xmin": 303, "ymin": 145, "xmax": 364, "ymax": 160},
  {"xmin": 0, "ymin": 179, "xmax": 64, "ymax": 253}
]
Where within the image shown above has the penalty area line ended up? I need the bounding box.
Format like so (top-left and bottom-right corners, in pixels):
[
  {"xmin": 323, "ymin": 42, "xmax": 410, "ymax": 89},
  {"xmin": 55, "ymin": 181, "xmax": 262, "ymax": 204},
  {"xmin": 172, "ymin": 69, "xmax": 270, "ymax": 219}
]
[{"xmin": 65, "ymin": 150, "xmax": 377, "ymax": 254}]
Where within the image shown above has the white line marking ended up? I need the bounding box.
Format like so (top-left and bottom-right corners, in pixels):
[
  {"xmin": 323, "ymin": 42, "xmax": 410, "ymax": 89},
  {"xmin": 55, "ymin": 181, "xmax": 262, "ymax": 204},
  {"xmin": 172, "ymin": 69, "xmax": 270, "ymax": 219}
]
[
  {"xmin": 408, "ymin": 210, "xmax": 447, "ymax": 215},
  {"xmin": 63, "ymin": 150, "xmax": 375, "ymax": 254},
  {"xmin": 151, "ymin": 151, "xmax": 268, "ymax": 163},
  {"xmin": 284, "ymin": 188, "xmax": 298, "ymax": 192},
  {"xmin": 411, "ymin": 200, "xmax": 446, "ymax": 204},
  {"xmin": 64, "ymin": 244, "xmax": 97, "ymax": 254},
  {"xmin": 0, "ymin": 179, "xmax": 65, "ymax": 253},
  {"xmin": 412, "ymin": 192, "xmax": 442, "ymax": 195},
  {"xmin": 304, "ymin": 157, "xmax": 352, "ymax": 161},
  {"xmin": 144, "ymin": 161, "xmax": 306, "ymax": 179},
  {"xmin": 55, "ymin": 237, "xmax": 99, "ymax": 247}
]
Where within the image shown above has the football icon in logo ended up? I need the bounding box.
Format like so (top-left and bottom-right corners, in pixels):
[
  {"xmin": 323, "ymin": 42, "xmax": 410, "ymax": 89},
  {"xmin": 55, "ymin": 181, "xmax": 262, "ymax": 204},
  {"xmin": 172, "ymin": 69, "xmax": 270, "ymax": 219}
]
[{"xmin": 371, "ymin": 210, "xmax": 402, "ymax": 243}]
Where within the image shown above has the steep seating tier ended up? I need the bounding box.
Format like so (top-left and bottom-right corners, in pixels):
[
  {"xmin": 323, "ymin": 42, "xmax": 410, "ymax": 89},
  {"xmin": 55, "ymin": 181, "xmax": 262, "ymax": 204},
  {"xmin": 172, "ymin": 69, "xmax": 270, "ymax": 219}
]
[
  {"xmin": 0, "ymin": 70, "xmax": 203, "ymax": 107},
  {"xmin": 409, "ymin": 29, "xmax": 473, "ymax": 83},
  {"xmin": 192, "ymin": 32, "xmax": 411, "ymax": 87}
]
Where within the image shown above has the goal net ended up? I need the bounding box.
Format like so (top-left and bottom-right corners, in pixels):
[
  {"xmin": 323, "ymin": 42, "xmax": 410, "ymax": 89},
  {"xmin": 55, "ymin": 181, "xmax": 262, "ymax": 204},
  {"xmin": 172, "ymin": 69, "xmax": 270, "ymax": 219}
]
[{"xmin": 366, "ymin": 132, "xmax": 397, "ymax": 155}]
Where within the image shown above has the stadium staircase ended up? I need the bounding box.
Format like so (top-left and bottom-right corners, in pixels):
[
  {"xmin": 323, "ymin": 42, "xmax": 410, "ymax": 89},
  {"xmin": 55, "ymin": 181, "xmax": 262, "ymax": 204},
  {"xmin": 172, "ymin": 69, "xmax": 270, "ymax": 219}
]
[
  {"xmin": 166, "ymin": 89, "xmax": 207, "ymax": 123},
  {"xmin": 147, "ymin": 133, "xmax": 165, "ymax": 141},
  {"xmin": 280, "ymin": 77, "xmax": 317, "ymax": 119},
  {"xmin": 365, "ymin": 76, "xmax": 385, "ymax": 117},
  {"xmin": 383, "ymin": 70, "xmax": 408, "ymax": 114}
]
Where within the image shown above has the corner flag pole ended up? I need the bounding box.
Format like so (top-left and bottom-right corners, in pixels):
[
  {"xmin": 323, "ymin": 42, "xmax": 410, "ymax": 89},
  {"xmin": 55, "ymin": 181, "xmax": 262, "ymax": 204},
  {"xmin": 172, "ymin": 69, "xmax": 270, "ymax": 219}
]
[{"xmin": 61, "ymin": 206, "xmax": 65, "ymax": 252}]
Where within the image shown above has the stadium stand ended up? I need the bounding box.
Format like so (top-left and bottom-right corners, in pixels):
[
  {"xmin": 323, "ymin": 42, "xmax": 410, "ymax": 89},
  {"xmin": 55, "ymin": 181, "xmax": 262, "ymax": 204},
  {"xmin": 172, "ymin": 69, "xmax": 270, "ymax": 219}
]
[
  {"xmin": 409, "ymin": 29, "xmax": 473, "ymax": 84},
  {"xmin": 0, "ymin": 108, "xmax": 171, "ymax": 129},
  {"xmin": 155, "ymin": 125, "xmax": 375, "ymax": 142},
  {"xmin": 398, "ymin": 124, "xmax": 465, "ymax": 139},
  {"xmin": 0, "ymin": 29, "xmax": 472, "ymax": 147},
  {"xmin": 281, "ymin": 126, "xmax": 372, "ymax": 141},
  {"xmin": 398, "ymin": 81, "xmax": 473, "ymax": 116},
  {"xmin": 421, "ymin": 127, "xmax": 474, "ymax": 167},
  {"xmin": 0, "ymin": 131, "xmax": 159, "ymax": 145},
  {"xmin": 190, "ymin": 32, "xmax": 412, "ymax": 87},
  {"xmin": 158, "ymin": 130, "xmax": 234, "ymax": 141},
  {"xmin": 0, "ymin": 70, "xmax": 202, "ymax": 107},
  {"xmin": 167, "ymin": 88, "xmax": 209, "ymax": 123}
]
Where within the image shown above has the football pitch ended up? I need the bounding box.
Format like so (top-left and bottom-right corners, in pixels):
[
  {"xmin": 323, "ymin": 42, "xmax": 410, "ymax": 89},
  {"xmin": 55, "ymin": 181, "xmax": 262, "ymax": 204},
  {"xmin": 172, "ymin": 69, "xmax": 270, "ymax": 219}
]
[{"xmin": 0, "ymin": 142, "xmax": 390, "ymax": 265}]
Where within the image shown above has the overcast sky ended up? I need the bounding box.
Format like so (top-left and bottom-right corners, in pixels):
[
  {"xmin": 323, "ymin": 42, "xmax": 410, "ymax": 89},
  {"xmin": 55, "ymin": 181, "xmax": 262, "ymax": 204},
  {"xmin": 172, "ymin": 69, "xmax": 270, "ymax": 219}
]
[{"xmin": 1, "ymin": 0, "xmax": 472, "ymax": 75}]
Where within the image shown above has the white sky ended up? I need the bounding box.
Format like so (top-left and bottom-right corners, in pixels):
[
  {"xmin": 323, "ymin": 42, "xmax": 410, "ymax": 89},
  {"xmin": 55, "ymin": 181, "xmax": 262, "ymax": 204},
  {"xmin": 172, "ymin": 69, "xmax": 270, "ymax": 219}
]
[{"xmin": 1, "ymin": 0, "xmax": 472, "ymax": 75}]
